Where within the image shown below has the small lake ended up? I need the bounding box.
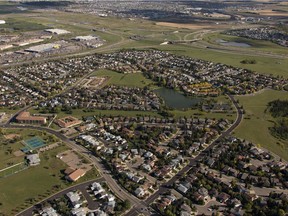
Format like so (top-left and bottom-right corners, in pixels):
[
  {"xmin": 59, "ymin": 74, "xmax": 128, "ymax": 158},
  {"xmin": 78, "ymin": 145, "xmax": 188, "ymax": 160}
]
[
  {"xmin": 155, "ymin": 88, "xmax": 202, "ymax": 109},
  {"xmin": 216, "ymin": 39, "xmax": 251, "ymax": 48}
]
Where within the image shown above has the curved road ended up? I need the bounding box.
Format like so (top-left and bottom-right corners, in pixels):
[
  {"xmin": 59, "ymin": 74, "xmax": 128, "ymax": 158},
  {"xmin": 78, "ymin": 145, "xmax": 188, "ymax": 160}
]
[{"xmin": 0, "ymin": 94, "xmax": 242, "ymax": 216}]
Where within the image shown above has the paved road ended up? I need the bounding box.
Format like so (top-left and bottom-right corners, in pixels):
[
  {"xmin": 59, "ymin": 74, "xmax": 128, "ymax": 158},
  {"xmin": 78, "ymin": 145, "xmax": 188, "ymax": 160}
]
[
  {"xmin": 125, "ymin": 94, "xmax": 243, "ymax": 214},
  {"xmin": 17, "ymin": 177, "xmax": 105, "ymax": 216},
  {"xmin": 1, "ymin": 94, "xmax": 242, "ymax": 216},
  {"xmin": 1, "ymin": 124, "xmax": 149, "ymax": 216}
]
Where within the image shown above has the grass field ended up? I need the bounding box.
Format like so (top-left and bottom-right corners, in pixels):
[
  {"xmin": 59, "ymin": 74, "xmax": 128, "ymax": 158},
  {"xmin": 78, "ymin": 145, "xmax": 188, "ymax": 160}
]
[
  {"xmin": 0, "ymin": 145, "xmax": 69, "ymax": 215},
  {"xmin": 0, "ymin": 129, "xmax": 58, "ymax": 170},
  {"xmin": 0, "ymin": 142, "xmax": 99, "ymax": 215},
  {"xmin": 234, "ymin": 89, "xmax": 288, "ymax": 161},
  {"xmin": 93, "ymin": 69, "xmax": 154, "ymax": 87},
  {"xmin": 204, "ymin": 32, "xmax": 288, "ymax": 55},
  {"xmin": 30, "ymin": 107, "xmax": 161, "ymax": 119}
]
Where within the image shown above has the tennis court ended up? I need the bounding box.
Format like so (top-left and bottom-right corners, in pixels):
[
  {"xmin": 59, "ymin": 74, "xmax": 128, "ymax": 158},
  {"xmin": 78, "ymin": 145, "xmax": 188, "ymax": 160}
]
[{"xmin": 22, "ymin": 137, "xmax": 46, "ymax": 151}]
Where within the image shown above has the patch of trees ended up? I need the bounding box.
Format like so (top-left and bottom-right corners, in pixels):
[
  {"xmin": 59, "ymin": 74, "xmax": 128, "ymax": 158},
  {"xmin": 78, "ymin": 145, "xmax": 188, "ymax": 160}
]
[
  {"xmin": 267, "ymin": 100, "xmax": 288, "ymax": 140},
  {"xmin": 267, "ymin": 100, "xmax": 288, "ymax": 118},
  {"xmin": 240, "ymin": 59, "xmax": 257, "ymax": 64}
]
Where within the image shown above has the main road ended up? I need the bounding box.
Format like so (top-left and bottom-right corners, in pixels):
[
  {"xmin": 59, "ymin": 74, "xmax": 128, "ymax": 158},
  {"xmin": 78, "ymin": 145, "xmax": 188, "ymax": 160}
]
[
  {"xmin": 125, "ymin": 94, "xmax": 243, "ymax": 215},
  {"xmin": 0, "ymin": 94, "xmax": 242, "ymax": 216}
]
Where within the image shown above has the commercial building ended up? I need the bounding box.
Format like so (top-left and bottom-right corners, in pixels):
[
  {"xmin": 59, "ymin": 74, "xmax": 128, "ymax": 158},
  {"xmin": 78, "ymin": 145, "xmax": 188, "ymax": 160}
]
[
  {"xmin": 16, "ymin": 112, "xmax": 47, "ymax": 125},
  {"xmin": 13, "ymin": 38, "xmax": 44, "ymax": 47},
  {"xmin": 73, "ymin": 35, "xmax": 98, "ymax": 41},
  {"xmin": 0, "ymin": 20, "xmax": 5, "ymax": 25},
  {"xmin": 25, "ymin": 43, "xmax": 60, "ymax": 53},
  {"xmin": 45, "ymin": 29, "xmax": 71, "ymax": 35},
  {"xmin": 55, "ymin": 116, "xmax": 82, "ymax": 128}
]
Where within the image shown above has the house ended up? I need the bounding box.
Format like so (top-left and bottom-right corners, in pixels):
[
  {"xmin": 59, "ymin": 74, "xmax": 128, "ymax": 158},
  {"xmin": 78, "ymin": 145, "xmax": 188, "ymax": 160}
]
[
  {"xmin": 67, "ymin": 169, "xmax": 86, "ymax": 182},
  {"xmin": 134, "ymin": 187, "xmax": 145, "ymax": 198},
  {"xmin": 178, "ymin": 184, "xmax": 188, "ymax": 194},
  {"xmin": 217, "ymin": 192, "xmax": 230, "ymax": 203},
  {"xmin": 66, "ymin": 191, "xmax": 82, "ymax": 208},
  {"xmin": 71, "ymin": 207, "xmax": 86, "ymax": 216},
  {"xmin": 26, "ymin": 154, "xmax": 41, "ymax": 166},
  {"xmin": 198, "ymin": 187, "xmax": 209, "ymax": 199},
  {"xmin": 40, "ymin": 206, "xmax": 58, "ymax": 216}
]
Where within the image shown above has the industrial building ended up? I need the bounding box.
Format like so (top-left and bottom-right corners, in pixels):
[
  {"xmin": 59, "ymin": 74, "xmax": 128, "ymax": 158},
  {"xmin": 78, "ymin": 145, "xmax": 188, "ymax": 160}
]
[
  {"xmin": 24, "ymin": 43, "xmax": 60, "ymax": 53},
  {"xmin": 12, "ymin": 38, "xmax": 44, "ymax": 47},
  {"xmin": 73, "ymin": 35, "xmax": 98, "ymax": 41},
  {"xmin": 45, "ymin": 28, "xmax": 71, "ymax": 35},
  {"xmin": 0, "ymin": 20, "xmax": 6, "ymax": 25},
  {"xmin": 16, "ymin": 112, "xmax": 47, "ymax": 125}
]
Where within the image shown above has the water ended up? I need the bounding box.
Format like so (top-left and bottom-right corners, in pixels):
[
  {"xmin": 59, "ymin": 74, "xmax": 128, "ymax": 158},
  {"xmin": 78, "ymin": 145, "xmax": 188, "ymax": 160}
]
[
  {"xmin": 155, "ymin": 88, "xmax": 202, "ymax": 109},
  {"xmin": 217, "ymin": 39, "xmax": 251, "ymax": 48}
]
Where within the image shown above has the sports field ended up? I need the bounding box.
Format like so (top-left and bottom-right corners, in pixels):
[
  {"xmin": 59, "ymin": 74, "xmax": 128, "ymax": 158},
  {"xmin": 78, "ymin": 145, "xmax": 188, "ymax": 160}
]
[{"xmin": 21, "ymin": 136, "xmax": 46, "ymax": 152}]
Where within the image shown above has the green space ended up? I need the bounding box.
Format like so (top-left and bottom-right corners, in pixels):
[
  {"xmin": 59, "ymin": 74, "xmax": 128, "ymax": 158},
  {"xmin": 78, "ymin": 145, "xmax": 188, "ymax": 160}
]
[
  {"xmin": 1, "ymin": 18, "xmax": 47, "ymax": 32},
  {"xmin": 0, "ymin": 139, "xmax": 99, "ymax": 215},
  {"xmin": 204, "ymin": 32, "xmax": 288, "ymax": 55},
  {"xmin": 234, "ymin": 89, "xmax": 288, "ymax": 161},
  {"xmin": 0, "ymin": 128, "xmax": 58, "ymax": 170},
  {"xmin": 0, "ymin": 144, "xmax": 68, "ymax": 215},
  {"xmin": 93, "ymin": 69, "xmax": 154, "ymax": 88},
  {"xmin": 0, "ymin": 134, "xmax": 24, "ymax": 170},
  {"xmin": 169, "ymin": 109, "xmax": 236, "ymax": 121},
  {"xmin": 30, "ymin": 107, "xmax": 162, "ymax": 119}
]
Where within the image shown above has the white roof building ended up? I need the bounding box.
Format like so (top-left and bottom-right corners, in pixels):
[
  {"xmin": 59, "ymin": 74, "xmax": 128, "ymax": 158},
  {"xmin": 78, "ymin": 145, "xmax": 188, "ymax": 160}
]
[
  {"xmin": 0, "ymin": 20, "xmax": 6, "ymax": 25},
  {"xmin": 74, "ymin": 36, "xmax": 98, "ymax": 41},
  {"xmin": 45, "ymin": 29, "xmax": 70, "ymax": 35},
  {"xmin": 26, "ymin": 154, "xmax": 40, "ymax": 166}
]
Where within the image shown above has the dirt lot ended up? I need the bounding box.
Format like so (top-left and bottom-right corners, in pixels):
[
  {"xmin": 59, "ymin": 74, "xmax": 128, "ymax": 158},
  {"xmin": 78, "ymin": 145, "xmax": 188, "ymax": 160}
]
[
  {"xmin": 57, "ymin": 150, "xmax": 92, "ymax": 171},
  {"xmin": 156, "ymin": 22, "xmax": 229, "ymax": 30},
  {"xmin": 4, "ymin": 133, "xmax": 20, "ymax": 140},
  {"xmin": 254, "ymin": 9, "xmax": 288, "ymax": 16},
  {"xmin": 83, "ymin": 76, "xmax": 109, "ymax": 89}
]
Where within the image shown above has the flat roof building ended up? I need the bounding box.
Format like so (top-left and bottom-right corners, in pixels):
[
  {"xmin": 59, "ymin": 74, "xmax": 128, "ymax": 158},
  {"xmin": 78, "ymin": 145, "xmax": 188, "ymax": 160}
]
[
  {"xmin": 45, "ymin": 29, "xmax": 70, "ymax": 35},
  {"xmin": 25, "ymin": 43, "xmax": 60, "ymax": 53},
  {"xmin": 67, "ymin": 169, "xmax": 86, "ymax": 182},
  {"xmin": 26, "ymin": 154, "xmax": 41, "ymax": 166},
  {"xmin": 55, "ymin": 116, "xmax": 82, "ymax": 128},
  {"xmin": 16, "ymin": 112, "xmax": 47, "ymax": 125},
  {"xmin": 73, "ymin": 35, "xmax": 98, "ymax": 41},
  {"xmin": 0, "ymin": 20, "xmax": 6, "ymax": 25}
]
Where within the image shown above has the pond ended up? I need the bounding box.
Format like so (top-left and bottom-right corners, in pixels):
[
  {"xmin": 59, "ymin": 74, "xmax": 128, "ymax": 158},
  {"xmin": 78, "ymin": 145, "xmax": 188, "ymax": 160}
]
[
  {"xmin": 216, "ymin": 39, "xmax": 251, "ymax": 48},
  {"xmin": 155, "ymin": 87, "xmax": 202, "ymax": 109}
]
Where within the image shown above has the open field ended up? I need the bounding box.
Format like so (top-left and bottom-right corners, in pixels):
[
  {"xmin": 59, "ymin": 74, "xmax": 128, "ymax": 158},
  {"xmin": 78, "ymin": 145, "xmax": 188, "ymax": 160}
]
[
  {"xmin": 204, "ymin": 32, "xmax": 288, "ymax": 55},
  {"xmin": 235, "ymin": 89, "xmax": 288, "ymax": 161},
  {"xmin": 0, "ymin": 145, "xmax": 68, "ymax": 215},
  {"xmin": 30, "ymin": 108, "xmax": 162, "ymax": 119},
  {"xmin": 156, "ymin": 22, "xmax": 231, "ymax": 30},
  {"xmin": 0, "ymin": 128, "xmax": 59, "ymax": 170},
  {"xmin": 252, "ymin": 9, "xmax": 288, "ymax": 16},
  {"xmin": 157, "ymin": 45, "xmax": 288, "ymax": 79},
  {"xmin": 93, "ymin": 69, "xmax": 154, "ymax": 87},
  {"xmin": 0, "ymin": 142, "xmax": 99, "ymax": 215},
  {"xmin": 170, "ymin": 109, "xmax": 236, "ymax": 121}
]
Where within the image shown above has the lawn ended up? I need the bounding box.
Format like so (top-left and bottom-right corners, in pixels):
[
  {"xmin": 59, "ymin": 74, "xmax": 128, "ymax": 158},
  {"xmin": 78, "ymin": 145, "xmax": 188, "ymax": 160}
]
[
  {"xmin": 93, "ymin": 69, "xmax": 154, "ymax": 88},
  {"xmin": 204, "ymin": 32, "xmax": 288, "ymax": 55},
  {"xmin": 169, "ymin": 109, "xmax": 236, "ymax": 121},
  {"xmin": 0, "ymin": 144, "xmax": 69, "ymax": 215},
  {"xmin": 0, "ymin": 142, "xmax": 99, "ymax": 215},
  {"xmin": 234, "ymin": 89, "xmax": 288, "ymax": 161},
  {"xmin": 0, "ymin": 128, "xmax": 59, "ymax": 170},
  {"xmin": 30, "ymin": 107, "xmax": 161, "ymax": 119}
]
